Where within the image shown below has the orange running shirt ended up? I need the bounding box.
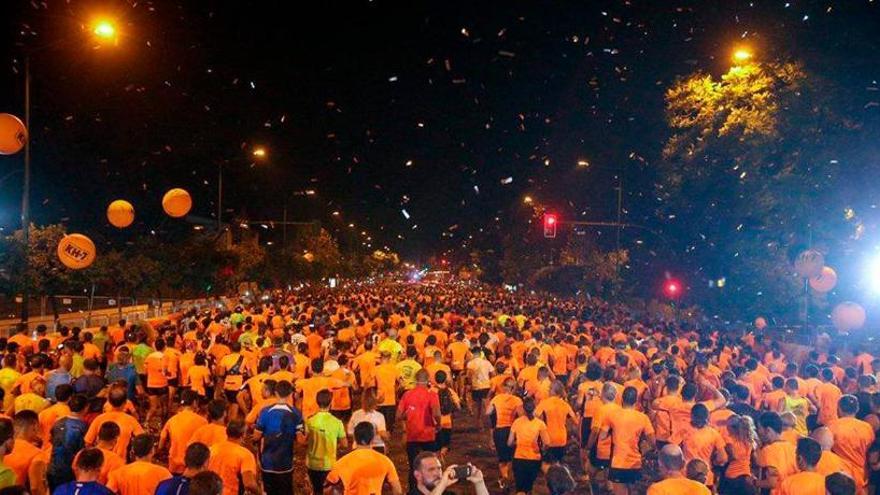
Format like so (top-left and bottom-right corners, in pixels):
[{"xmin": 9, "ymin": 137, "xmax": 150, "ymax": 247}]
[
  {"xmin": 602, "ymin": 408, "xmax": 654, "ymax": 469},
  {"xmin": 106, "ymin": 460, "xmax": 172, "ymax": 495},
  {"xmin": 326, "ymin": 447, "xmax": 399, "ymax": 495},
  {"xmin": 85, "ymin": 411, "xmax": 144, "ymax": 459},
  {"xmin": 374, "ymin": 364, "xmax": 399, "ymax": 407},
  {"xmin": 297, "ymin": 376, "xmax": 342, "ymax": 419},
  {"xmin": 828, "ymin": 416, "xmax": 875, "ymax": 490},
  {"xmin": 778, "ymin": 471, "xmax": 825, "ymax": 495},
  {"xmin": 144, "ymin": 352, "xmax": 168, "ymax": 389},
  {"xmin": 186, "ymin": 365, "xmax": 212, "ymax": 397},
  {"xmin": 3, "ymin": 439, "xmax": 40, "ymax": 485},
  {"xmin": 447, "ymin": 341, "xmax": 469, "ymax": 370},
  {"xmin": 535, "ymin": 396, "xmax": 574, "ymax": 447},
  {"xmin": 188, "ymin": 424, "xmax": 227, "ymax": 448},
  {"xmin": 593, "ymin": 402, "xmax": 623, "ymax": 460},
  {"xmin": 208, "ymin": 441, "xmax": 258, "ymax": 495},
  {"xmin": 353, "ymin": 351, "xmax": 378, "ymax": 387},
  {"xmin": 37, "ymin": 402, "xmax": 69, "ymax": 445},
  {"xmin": 678, "ymin": 425, "xmax": 726, "ymax": 486},
  {"xmin": 647, "ymin": 477, "xmax": 711, "ymax": 495},
  {"xmin": 816, "ymin": 450, "xmax": 850, "ymax": 477},
  {"xmin": 814, "ymin": 382, "xmax": 842, "ymax": 426},
  {"xmin": 757, "ymin": 440, "xmax": 798, "ymax": 495},
  {"xmin": 510, "ymin": 416, "xmax": 547, "ymax": 460},
  {"xmin": 490, "ymin": 393, "xmax": 523, "ymax": 428},
  {"xmin": 577, "ymin": 380, "xmax": 604, "ymax": 418},
  {"xmin": 724, "ymin": 437, "xmax": 753, "ymax": 479},
  {"xmin": 160, "ymin": 409, "xmax": 207, "ymax": 473},
  {"xmin": 651, "ymin": 395, "xmax": 682, "ymax": 442}
]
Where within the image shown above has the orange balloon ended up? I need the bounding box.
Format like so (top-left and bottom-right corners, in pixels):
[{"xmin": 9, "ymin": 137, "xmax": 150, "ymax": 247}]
[
  {"xmin": 106, "ymin": 200, "xmax": 135, "ymax": 228},
  {"xmin": 0, "ymin": 113, "xmax": 27, "ymax": 155},
  {"xmin": 832, "ymin": 302, "xmax": 866, "ymax": 332},
  {"xmin": 57, "ymin": 234, "xmax": 96, "ymax": 270},
  {"xmin": 162, "ymin": 188, "xmax": 192, "ymax": 218},
  {"xmin": 809, "ymin": 266, "xmax": 837, "ymax": 293}
]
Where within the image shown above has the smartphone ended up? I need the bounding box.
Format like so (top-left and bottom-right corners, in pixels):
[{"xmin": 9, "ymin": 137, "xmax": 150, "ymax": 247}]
[{"xmin": 453, "ymin": 465, "xmax": 471, "ymax": 481}]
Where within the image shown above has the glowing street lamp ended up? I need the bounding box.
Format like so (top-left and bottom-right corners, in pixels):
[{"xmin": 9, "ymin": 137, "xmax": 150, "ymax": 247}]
[
  {"xmin": 93, "ymin": 20, "xmax": 117, "ymax": 40},
  {"xmin": 523, "ymin": 195, "xmax": 534, "ymax": 205},
  {"xmin": 732, "ymin": 48, "xmax": 753, "ymax": 64},
  {"xmin": 252, "ymin": 147, "xmax": 267, "ymax": 159}
]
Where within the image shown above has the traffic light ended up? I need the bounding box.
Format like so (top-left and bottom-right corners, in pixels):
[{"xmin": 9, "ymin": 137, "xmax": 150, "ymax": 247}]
[
  {"xmin": 543, "ymin": 213, "xmax": 557, "ymax": 238},
  {"xmin": 664, "ymin": 279, "xmax": 682, "ymax": 299}
]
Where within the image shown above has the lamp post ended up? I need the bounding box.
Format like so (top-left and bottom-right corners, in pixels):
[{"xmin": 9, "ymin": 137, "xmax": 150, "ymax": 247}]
[
  {"xmin": 217, "ymin": 146, "xmax": 268, "ymax": 231},
  {"xmin": 18, "ymin": 18, "xmax": 118, "ymax": 324}
]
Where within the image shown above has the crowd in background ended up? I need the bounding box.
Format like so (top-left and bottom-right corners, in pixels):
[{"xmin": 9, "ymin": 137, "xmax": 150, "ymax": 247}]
[{"xmin": 0, "ymin": 284, "xmax": 872, "ymax": 495}]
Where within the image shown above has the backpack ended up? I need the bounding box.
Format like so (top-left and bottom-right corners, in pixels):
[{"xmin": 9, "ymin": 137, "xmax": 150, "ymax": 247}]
[
  {"xmin": 47, "ymin": 417, "xmax": 87, "ymax": 485},
  {"xmin": 438, "ymin": 388, "xmax": 456, "ymax": 416}
]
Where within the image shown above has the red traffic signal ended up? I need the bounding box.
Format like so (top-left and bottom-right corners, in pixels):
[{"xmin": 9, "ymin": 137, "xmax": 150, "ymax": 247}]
[
  {"xmin": 543, "ymin": 213, "xmax": 557, "ymax": 238},
  {"xmin": 664, "ymin": 279, "xmax": 682, "ymax": 299}
]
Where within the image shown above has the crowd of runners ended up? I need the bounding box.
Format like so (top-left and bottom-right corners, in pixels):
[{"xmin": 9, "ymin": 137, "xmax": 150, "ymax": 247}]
[{"xmin": 0, "ymin": 284, "xmax": 873, "ymax": 495}]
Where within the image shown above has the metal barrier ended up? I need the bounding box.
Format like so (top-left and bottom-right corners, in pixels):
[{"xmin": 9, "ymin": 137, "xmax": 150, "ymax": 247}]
[{"xmin": 0, "ymin": 297, "xmax": 216, "ymax": 336}]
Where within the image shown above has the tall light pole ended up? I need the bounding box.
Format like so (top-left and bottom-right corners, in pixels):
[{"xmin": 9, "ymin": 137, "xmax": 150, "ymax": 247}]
[
  {"xmin": 19, "ymin": 17, "xmax": 118, "ymax": 324},
  {"xmin": 217, "ymin": 146, "xmax": 267, "ymax": 231}
]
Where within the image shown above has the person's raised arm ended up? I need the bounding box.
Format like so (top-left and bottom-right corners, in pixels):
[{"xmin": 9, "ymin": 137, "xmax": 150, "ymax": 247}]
[
  {"xmin": 430, "ymin": 466, "xmax": 461, "ymax": 495},
  {"xmin": 467, "ymin": 464, "xmax": 489, "ymax": 495}
]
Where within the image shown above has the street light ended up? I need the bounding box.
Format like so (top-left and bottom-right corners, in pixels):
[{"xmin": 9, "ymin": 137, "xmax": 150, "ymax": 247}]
[
  {"xmin": 17, "ymin": 15, "xmax": 120, "ymax": 324},
  {"xmin": 92, "ymin": 20, "xmax": 117, "ymax": 41},
  {"xmin": 217, "ymin": 145, "xmax": 269, "ymax": 231},
  {"xmin": 732, "ymin": 48, "xmax": 753, "ymax": 64}
]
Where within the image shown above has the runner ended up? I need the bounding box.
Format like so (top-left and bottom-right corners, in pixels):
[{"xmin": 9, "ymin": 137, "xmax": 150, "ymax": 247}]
[
  {"xmin": 507, "ymin": 397, "xmax": 549, "ymax": 495},
  {"xmin": 326, "ymin": 422, "xmax": 402, "ymax": 495}
]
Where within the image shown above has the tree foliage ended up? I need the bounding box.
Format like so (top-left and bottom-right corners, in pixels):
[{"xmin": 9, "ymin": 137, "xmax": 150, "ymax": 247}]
[
  {"xmin": 0, "ymin": 223, "xmax": 351, "ymax": 301},
  {"xmin": 658, "ymin": 60, "xmax": 855, "ymax": 320}
]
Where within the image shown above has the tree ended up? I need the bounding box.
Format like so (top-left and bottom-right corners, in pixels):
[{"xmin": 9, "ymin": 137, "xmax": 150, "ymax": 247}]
[
  {"xmin": 659, "ymin": 60, "xmax": 856, "ymax": 320},
  {"xmin": 0, "ymin": 224, "xmax": 90, "ymax": 318},
  {"xmin": 285, "ymin": 228, "xmax": 343, "ymax": 280},
  {"xmin": 91, "ymin": 250, "xmax": 161, "ymax": 301}
]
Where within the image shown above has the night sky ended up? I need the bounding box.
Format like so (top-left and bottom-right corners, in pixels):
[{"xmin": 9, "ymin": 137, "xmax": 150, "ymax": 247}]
[{"xmin": 1, "ymin": 0, "xmax": 879, "ymax": 262}]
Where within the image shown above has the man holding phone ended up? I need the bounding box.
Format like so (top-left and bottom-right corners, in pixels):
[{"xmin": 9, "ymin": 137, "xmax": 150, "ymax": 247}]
[{"xmin": 410, "ymin": 451, "xmax": 488, "ymax": 495}]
